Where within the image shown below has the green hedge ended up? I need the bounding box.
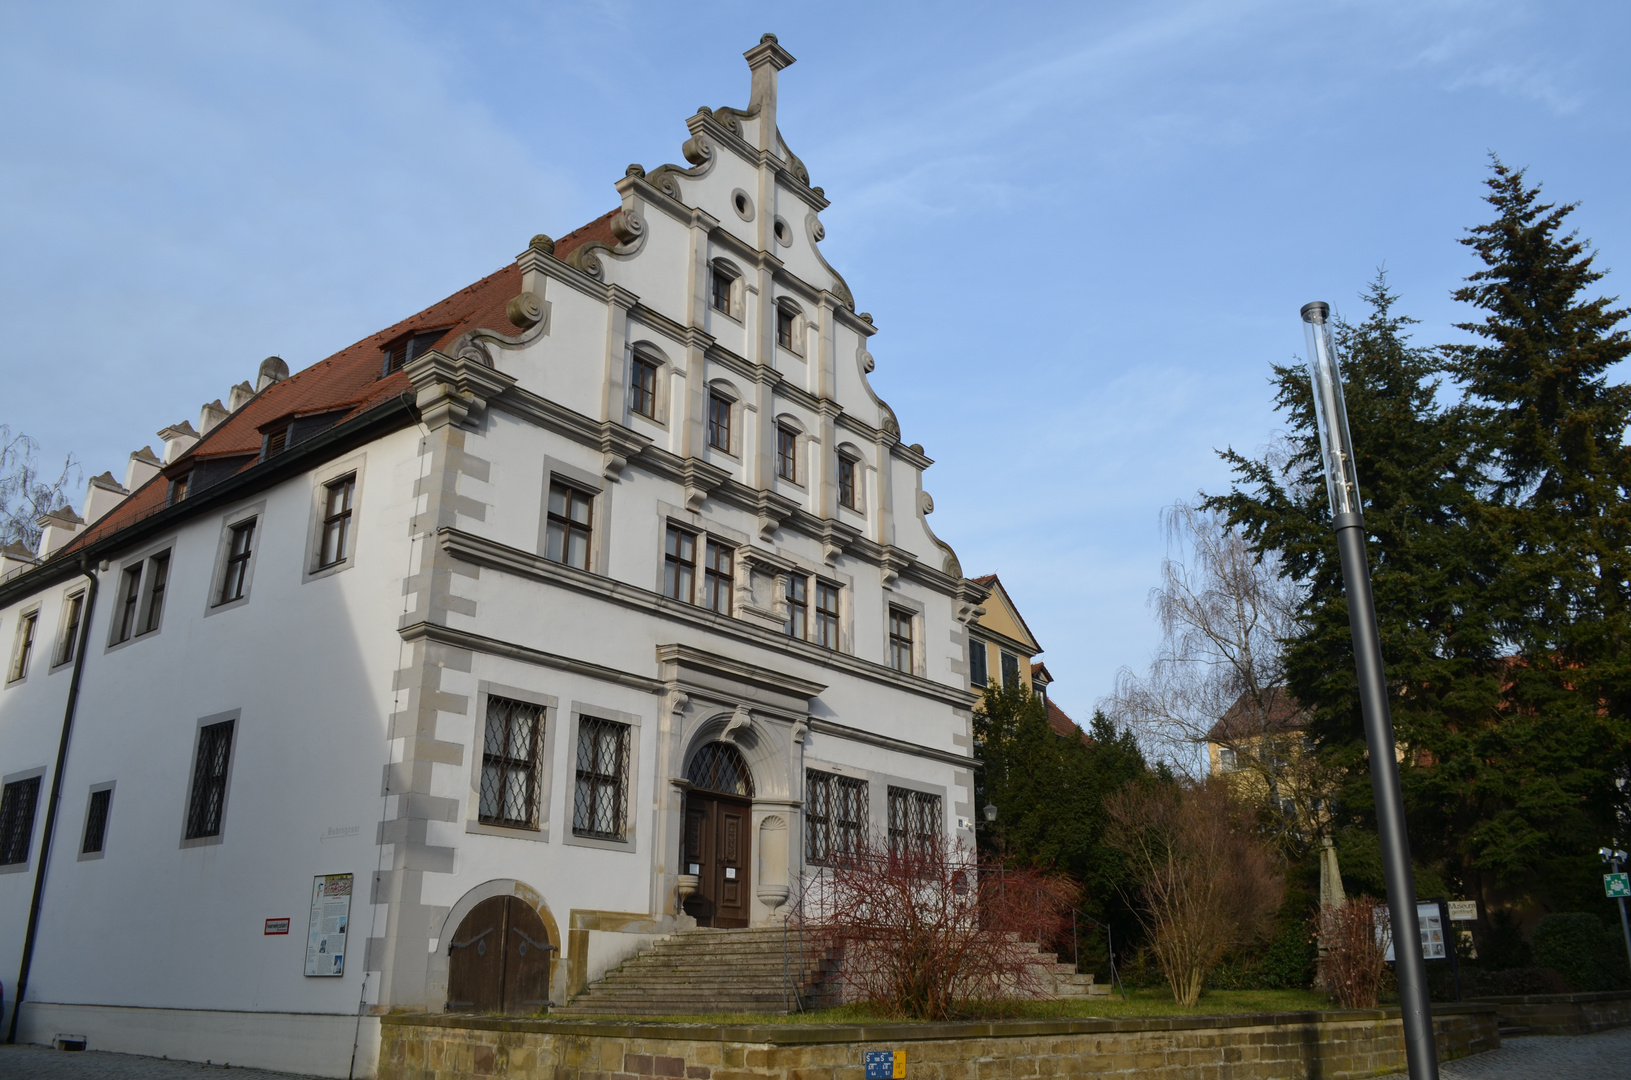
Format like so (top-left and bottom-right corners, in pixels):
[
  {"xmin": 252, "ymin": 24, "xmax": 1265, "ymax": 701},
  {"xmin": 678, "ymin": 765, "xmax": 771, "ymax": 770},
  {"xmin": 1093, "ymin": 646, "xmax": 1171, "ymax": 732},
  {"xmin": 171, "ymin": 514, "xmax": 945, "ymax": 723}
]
[{"xmin": 1531, "ymin": 913, "xmax": 1631, "ymax": 992}]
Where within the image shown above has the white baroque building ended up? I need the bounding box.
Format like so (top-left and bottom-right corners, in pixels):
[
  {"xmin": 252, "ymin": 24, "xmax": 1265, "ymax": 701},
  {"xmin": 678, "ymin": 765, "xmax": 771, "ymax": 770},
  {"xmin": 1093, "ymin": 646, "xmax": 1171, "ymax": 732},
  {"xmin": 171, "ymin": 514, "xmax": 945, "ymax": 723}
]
[{"xmin": 0, "ymin": 36, "xmax": 991, "ymax": 1077}]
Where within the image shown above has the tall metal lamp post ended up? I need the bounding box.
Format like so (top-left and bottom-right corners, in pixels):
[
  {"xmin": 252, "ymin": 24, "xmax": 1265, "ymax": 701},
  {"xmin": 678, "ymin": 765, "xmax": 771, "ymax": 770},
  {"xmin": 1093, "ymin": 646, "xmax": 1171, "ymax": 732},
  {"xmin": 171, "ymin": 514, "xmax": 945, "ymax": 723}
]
[{"xmin": 1302, "ymin": 301, "xmax": 1438, "ymax": 1080}]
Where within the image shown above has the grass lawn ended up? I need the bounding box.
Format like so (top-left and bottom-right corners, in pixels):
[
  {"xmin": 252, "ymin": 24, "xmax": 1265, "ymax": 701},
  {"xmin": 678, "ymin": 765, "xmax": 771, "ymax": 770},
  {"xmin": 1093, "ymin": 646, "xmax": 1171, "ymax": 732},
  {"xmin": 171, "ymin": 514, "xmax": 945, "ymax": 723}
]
[{"xmin": 572, "ymin": 988, "xmax": 1339, "ymax": 1026}]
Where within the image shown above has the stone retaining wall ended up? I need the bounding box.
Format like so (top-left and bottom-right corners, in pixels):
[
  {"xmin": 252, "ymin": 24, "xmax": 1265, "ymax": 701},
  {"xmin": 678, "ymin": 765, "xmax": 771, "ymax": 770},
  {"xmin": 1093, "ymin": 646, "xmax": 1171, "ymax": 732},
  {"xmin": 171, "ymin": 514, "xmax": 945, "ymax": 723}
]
[
  {"xmin": 1472, "ymin": 990, "xmax": 1631, "ymax": 1035},
  {"xmin": 380, "ymin": 1005, "xmax": 1498, "ymax": 1080}
]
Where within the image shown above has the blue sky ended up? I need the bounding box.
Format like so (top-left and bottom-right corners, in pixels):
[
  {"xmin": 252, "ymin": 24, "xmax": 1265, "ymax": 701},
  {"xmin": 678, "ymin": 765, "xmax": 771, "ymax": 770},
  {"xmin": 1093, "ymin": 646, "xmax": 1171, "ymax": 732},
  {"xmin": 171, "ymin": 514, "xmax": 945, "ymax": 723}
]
[{"xmin": 3, "ymin": 1, "xmax": 1627, "ymax": 717}]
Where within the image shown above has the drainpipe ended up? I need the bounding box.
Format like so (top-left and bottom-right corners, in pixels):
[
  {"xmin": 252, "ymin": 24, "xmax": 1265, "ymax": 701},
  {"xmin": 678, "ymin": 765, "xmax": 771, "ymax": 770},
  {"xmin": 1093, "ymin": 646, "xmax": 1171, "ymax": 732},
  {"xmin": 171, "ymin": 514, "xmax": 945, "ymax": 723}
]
[{"xmin": 7, "ymin": 558, "xmax": 99, "ymax": 1044}]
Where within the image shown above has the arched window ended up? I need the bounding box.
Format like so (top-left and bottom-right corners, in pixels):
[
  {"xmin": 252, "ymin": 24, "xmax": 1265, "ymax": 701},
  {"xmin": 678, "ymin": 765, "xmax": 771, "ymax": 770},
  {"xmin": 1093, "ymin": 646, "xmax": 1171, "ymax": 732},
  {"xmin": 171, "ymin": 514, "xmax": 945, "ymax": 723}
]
[{"xmin": 687, "ymin": 742, "xmax": 754, "ymax": 798}]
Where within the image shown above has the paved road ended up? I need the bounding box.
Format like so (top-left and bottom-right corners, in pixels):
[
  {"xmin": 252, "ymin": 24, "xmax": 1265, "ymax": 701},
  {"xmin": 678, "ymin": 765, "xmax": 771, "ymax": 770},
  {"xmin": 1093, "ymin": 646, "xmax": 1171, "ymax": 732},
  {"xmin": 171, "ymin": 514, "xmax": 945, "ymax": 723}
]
[
  {"xmin": 1376, "ymin": 1025, "xmax": 1631, "ymax": 1080},
  {"xmin": 0, "ymin": 1045, "xmax": 323, "ymax": 1080}
]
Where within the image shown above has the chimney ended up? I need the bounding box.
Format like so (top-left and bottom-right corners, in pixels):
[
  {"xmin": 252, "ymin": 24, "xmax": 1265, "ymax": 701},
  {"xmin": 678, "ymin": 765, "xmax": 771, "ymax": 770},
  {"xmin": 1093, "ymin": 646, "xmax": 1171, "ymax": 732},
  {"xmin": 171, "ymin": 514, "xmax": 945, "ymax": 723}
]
[
  {"xmin": 36, "ymin": 505, "xmax": 84, "ymax": 558},
  {"xmin": 125, "ymin": 446, "xmax": 163, "ymax": 491},
  {"xmin": 256, "ymin": 356, "xmax": 289, "ymax": 392},
  {"xmin": 227, "ymin": 380, "xmax": 255, "ymax": 412},
  {"xmin": 199, "ymin": 400, "xmax": 230, "ymax": 435},
  {"xmin": 158, "ymin": 422, "xmax": 200, "ymax": 463},
  {"xmin": 0, "ymin": 542, "xmax": 38, "ymax": 581},
  {"xmin": 82, "ymin": 471, "xmax": 130, "ymax": 525}
]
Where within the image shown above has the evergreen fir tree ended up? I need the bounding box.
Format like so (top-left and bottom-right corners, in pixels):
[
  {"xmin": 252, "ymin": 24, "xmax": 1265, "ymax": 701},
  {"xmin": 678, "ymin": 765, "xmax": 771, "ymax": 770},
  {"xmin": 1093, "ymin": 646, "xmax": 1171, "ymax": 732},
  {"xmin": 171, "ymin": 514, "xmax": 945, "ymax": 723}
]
[
  {"xmin": 1444, "ymin": 158, "xmax": 1631, "ymax": 889},
  {"xmin": 1208, "ymin": 275, "xmax": 1509, "ymax": 901}
]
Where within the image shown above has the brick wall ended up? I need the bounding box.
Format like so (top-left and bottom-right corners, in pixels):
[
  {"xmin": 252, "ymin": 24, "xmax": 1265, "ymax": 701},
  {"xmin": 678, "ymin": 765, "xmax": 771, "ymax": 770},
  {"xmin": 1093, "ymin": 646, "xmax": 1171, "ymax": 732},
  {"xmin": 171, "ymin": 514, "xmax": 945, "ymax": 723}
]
[
  {"xmin": 380, "ymin": 1005, "xmax": 1497, "ymax": 1080},
  {"xmin": 1474, "ymin": 990, "xmax": 1631, "ymax": 1036}
]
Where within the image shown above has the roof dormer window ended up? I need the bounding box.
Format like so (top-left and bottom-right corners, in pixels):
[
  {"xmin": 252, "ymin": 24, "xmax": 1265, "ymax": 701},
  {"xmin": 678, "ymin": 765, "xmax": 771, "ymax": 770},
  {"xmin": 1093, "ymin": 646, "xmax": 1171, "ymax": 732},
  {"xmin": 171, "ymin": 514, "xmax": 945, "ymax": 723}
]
[{"xmin": 382, "ymin": 328, "xmax": 448, "ymax": 376}]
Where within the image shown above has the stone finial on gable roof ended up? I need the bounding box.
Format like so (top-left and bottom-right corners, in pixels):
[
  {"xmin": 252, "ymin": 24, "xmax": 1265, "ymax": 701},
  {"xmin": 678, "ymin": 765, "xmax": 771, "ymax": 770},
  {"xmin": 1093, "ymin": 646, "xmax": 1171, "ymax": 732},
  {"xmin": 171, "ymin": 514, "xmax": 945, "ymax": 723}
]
[{"xmin": 743, "ymin": 33, "xmax": 795, "ymax": 155}]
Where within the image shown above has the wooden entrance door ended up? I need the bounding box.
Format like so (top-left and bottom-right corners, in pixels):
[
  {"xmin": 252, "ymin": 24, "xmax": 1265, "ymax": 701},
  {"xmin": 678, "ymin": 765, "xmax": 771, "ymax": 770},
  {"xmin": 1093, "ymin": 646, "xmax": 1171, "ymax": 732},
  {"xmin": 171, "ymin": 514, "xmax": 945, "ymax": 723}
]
[
  {"xmin": 446, "ymin": 895, "xmax": 553, "ymax": 1014},
  {"xmin": 683, "ymin": 793, "xmax": 752, "ymax": 928}
]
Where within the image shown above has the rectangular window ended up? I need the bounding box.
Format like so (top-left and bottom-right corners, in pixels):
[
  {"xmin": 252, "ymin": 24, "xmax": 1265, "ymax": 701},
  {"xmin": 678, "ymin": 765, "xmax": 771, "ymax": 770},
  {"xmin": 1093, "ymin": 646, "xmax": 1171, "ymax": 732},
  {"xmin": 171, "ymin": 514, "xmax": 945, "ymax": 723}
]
[
  {"xmin": 8, "ymin": 610, "xmax": 38, "ymax": 682},
  {"xmin": 887, "ymin": 786, "xmax": 941, "ymax": 863},
  {"xmin": 0, "ymin": 777, "xmax": 41, "ymax": 865},
  {"xmin": 184, "ymin": 720, "xmax": 235, "ymax": 840},
  {"xmin": 703, "ymin": 541, "xmax": 733, "ymax": 615},
  {"xmin": 784, "ymin": 574, "xmax": 807, "ymax": 639},
  {"xmin": 777, "ymin": 307, "xmax": 795, "ymax": 349},
  {"xmin": 479, "ymin": 697, "xmax": 543, "ymax": 829},
  {"xmin": 711, "ymin": 270, "xmax": 732, "ymax": 315},
  {"xmin": 140, "ymin": 552, "xmax": 169, "ymax": 635},
  {"xmin": 545, "ymin": 483, "xmax": 593, "ymax": 570},
  {"xmin": 815, "ymin": 582, "xmax": 840, "ymax": 650},
  {"xmin": 114, "ymin": 564, "xmax": 142, "ymax": 644},
  {"xmin": 573, "ymin": 716, "xmax": 629, "ymax": 840},
  {"xmin": 1001, "ymin": 651, "xmax": 1020, "ymax": 688},
  {"xmin": 707, "ymin": 394, "xmax": 732, "ymax": 452},
  {"xmin": 968, "ymin": 638, "xmax": 988, "ymax": 689},
  {"xmin": 777, "ymin": 427, "xmax": 797, "ymax": 481},
  {"xmin": 218, "ymin": 519, "xmax": 256, "ymax": 605},
  {"xmin": 55, "ymin": 591, "xmax": 85, "ymax": 666},
  {"xmin": 889, "ymin": 607, "xmax": 914, "ymax": 674},
  {"xmin": 81, "ymin": 788, "xmax": 112, "ymax": 855},
  {"xmin": 806, "ymin": 770, "xmax": 868, "ymax": 866},
  {"xmin": 664, "ymin": 526, "xmax": 696, "ymax": 603},
  {"xmin": 838, "ymin": 455, "xmax": 858, "ymax": 510},
  {"xmin": 1217, "ymin": 747, "xmax": 1237, "ymax": 772},
  {"xmin": 319, "ymin": 474, "xmax": 356, "ymax": 568},
  {"xmin": 631, "ymin": 357, "xmax": 658, "ymax": 418}
]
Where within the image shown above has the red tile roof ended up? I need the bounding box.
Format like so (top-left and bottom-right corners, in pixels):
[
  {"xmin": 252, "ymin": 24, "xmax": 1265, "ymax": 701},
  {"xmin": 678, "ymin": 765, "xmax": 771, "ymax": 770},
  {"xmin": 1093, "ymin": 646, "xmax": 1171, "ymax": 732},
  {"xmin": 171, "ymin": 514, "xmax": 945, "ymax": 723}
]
[
  {"xmin": 1046, "ymin": 698, "xmax": 1090, "ymax": 743},
  {"xmin": 63, "ymin": 215, "xmax": 615, "ymax": 556}
]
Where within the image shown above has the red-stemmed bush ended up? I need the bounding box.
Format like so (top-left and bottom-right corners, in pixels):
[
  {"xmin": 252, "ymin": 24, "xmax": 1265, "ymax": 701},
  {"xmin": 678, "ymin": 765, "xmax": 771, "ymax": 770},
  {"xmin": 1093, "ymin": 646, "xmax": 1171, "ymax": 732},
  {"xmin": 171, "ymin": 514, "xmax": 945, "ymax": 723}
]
[
  {"xmin": 1316, "ymin": 896, "xmax": 1390, "ymax": 1008},
  {"xmin": 801, "ymin": 834, "xmax": 1076, "ymax": 1020}
]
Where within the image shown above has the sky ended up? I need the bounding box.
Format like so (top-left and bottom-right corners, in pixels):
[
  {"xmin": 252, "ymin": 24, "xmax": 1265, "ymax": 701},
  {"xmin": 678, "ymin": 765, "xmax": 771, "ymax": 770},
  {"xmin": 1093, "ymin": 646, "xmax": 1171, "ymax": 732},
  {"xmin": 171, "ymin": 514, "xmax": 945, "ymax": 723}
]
[{"xmin": 3, "ymin": 0, "xmax": 1628, "ymax": 719}]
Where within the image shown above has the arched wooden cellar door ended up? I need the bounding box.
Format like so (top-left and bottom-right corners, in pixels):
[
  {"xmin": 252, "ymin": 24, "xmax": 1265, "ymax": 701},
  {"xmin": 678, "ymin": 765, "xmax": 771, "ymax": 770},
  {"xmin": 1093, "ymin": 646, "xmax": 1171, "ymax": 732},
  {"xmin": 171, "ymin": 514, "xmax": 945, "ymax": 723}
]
[
  {"xmin": 683, "ymin": 742, "xmax": 755, "ymax": 928},
  {"xmin": 446, "ymin": 895, "xmax": 554, "ymax": 1014}
]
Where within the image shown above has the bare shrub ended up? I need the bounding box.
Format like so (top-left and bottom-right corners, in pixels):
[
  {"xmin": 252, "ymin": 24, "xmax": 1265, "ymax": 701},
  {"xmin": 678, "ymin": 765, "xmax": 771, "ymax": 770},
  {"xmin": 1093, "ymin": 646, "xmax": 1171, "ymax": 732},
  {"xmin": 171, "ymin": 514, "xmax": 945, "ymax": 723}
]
[
  {"xmin": 0, "ymin": 425, "xmax": 79, "ymax": 551},
  {"xmin": 1104, "ymin": 779, "xmax": 1283, "ymax": 1005},
  {"xmin": 803, "ymin": 834, "xmax": 1075, "ymax": 1020},
  {"xmin": 1316, "ymin": 896, "xmax": 1389, "ymax": 1008}
]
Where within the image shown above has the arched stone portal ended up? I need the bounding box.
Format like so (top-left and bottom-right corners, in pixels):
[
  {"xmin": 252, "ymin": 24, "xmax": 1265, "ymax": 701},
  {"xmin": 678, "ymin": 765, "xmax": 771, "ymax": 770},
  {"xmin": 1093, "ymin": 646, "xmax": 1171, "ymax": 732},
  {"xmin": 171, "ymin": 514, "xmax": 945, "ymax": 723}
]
[
  {"xmin": 446, "ymin": 895, "xmax": 553, "ymax": 1014},
  {"xmin": 682, "ymin": 742, "xmax": 754, "ymax": 927}
]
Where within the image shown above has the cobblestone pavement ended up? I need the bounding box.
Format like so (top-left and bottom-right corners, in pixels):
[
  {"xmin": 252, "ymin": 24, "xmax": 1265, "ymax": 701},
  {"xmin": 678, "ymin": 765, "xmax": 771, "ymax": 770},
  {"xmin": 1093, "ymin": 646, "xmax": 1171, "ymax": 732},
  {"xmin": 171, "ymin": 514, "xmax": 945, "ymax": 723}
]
[
  {"xmin": 1376, "ymin": 1025, "xmax": 1631, "ymax": 1080},
  {"xmin": 0, "ymin": 1045, "xmax": 324, "ymax": 1080}
]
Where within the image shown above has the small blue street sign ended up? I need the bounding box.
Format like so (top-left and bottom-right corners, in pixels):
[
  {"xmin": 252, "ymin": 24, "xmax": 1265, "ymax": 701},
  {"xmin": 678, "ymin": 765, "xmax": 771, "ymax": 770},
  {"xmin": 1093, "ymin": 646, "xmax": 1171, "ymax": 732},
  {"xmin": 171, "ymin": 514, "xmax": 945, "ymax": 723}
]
[
  {"xmin": 1606, "ymin": 872, "xmax": 1630, "ymax": 899},
  {"xmin": 864, "ymin": 1049, "xmax": 905, "ymax": 1079}
]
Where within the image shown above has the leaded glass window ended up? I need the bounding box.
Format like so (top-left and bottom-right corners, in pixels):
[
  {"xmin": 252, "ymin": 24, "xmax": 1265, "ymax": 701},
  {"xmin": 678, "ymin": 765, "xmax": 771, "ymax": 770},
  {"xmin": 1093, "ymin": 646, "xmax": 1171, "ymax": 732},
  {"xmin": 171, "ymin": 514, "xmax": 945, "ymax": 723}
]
[
  {"xmin": 574, "ymin": 716, "xmax": 630, "ymax": 840},
  {"xmin": 687, "ymin": 742, "xmax": 754, "ymax": 798},
  {"xmin": 480, "ymin": 696, "xmax": 543, "ymax": 828},
  {"xmin": 887, "ymin": 786, "xmax": 940, "ymax": 863}
]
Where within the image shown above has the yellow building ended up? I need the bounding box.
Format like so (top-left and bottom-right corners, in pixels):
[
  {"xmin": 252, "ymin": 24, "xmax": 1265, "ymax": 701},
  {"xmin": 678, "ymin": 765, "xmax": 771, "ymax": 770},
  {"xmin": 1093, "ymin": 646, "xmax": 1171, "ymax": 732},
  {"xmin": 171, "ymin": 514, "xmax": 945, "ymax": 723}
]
[{"xmin": 968, "ymin": 574, "xmax": 1084, "ymax": 739}]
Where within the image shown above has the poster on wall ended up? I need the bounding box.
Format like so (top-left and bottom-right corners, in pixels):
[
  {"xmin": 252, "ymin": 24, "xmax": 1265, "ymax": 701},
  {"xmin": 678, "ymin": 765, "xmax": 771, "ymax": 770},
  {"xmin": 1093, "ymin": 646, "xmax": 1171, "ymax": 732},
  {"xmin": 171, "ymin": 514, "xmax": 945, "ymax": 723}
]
[
  {"xmin": 304, "ymin": 873, "xmax": 352, "ymax": 977},
  {"xmin": 1379, "ymin": 900, "xmax": 1448, "ymax": 961}
]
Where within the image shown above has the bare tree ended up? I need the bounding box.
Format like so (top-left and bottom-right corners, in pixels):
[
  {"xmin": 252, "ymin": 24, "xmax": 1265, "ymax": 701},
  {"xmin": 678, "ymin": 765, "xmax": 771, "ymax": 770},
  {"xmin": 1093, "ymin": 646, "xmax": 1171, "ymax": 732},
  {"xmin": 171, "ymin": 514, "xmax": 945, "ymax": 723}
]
[
  {"xmin": 1104, "ymin": 501, "xmax": 1328, "ymax": 832},
  {"xmin": 0, "ymin": 426, "xmax": 80, "ymax": 553},
  {"xmin": 803, "ymin": 835, "xmax": 1076, "ymax": 1020},
  {"xmin": 1104, "ymin": 779, "xmax": 1283, "ymax": 1006}
]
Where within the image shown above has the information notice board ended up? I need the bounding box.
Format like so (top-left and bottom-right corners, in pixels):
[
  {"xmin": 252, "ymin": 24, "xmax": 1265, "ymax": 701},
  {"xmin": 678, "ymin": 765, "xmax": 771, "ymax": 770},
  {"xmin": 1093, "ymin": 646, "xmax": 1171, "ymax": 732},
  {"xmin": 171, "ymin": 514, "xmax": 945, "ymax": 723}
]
[
  {"xmin": 1378, "ymin": 900, "xmax": 1448, "ymax": 961},
  {"xmin": 304, "ymin": 873, "xmax": 352, "ymax": 977}
]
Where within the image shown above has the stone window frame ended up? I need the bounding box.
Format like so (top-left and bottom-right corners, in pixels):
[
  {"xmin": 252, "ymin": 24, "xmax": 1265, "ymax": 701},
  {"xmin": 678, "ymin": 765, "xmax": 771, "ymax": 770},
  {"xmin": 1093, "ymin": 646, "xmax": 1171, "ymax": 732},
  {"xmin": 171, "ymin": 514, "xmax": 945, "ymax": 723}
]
[
  {"xmin": 6, "ymin": 602, "xmax": 41, "ymax": 685},
  {"xmin": 709, "ymin": 258, "xmax": 745, "ymax": 323},
  {"xmin": 205, "ymin": 499, "xmax": 267, "ymax": 617},
  {"xmin": 0, "ymin": 766, "xmax": 46, "ymax": 874},
  {"xmin": 537, "ymin": 457, "xmax": 609, "ymax": 576},
  {"xmin": 178, "ymin": 709, "xmax": 240, "ymax": 850},
  {"xmin": 885, "ymin": 593, "xmax": 926, "ymax": 678},
  {"xmin": 706, "ymin": 379, "xmax": 742, "ymax": 459},
  {"xmin": 654, "ymin": 508, "xmax": 753, "ymax": 616},
  {"xmin": 302, "ymin": 451, "xmax": 367, "ymax": 583},
  {"xmin": 562, "ymin": 703, "xmax": 643, "ymax": 854},
  {"xmin": 774, "ymin": 297, "xmax": 807, "ymax": 358},
  {"xmin": 835, "ymin": 441, "xmax": 866, "ymax": 515},
  {"xmin": 50, "ymin": 587, "xmax": 88, "ymax": 672},
  {"xmin": 627, "ymin": 341, "xmax": 672, "ymax": 427},
  {"xmin": 105, "ymin": 538, "xmax": 176, "ymax": 652},
  {"xmin": 77, "ymin": 780, "xmax": 116, "ymax": 862},
  {"xmin": 773, "ymin": 413, "xmax": 807, "ymax": 489},
  {"xmin": 466, "ymin": 682, "xmax": 560, "ymax": 845}
]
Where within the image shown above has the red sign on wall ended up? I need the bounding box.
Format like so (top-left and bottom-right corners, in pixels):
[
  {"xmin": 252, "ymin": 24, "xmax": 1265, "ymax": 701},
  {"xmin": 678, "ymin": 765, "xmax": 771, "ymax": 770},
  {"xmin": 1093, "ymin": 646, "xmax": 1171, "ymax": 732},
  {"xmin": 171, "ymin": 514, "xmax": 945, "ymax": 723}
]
[{"xmin": 265, "ymin": 918, "xmax": 291, "ymax": 935}]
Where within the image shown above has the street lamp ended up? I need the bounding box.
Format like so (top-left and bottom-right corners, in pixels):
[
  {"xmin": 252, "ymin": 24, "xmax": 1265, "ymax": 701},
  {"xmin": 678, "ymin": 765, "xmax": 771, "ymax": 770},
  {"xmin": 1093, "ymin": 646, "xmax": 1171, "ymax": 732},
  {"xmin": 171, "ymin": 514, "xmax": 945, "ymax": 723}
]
[
  {"xmin": 1303, "ymin": 302, "xmax": 1438, "ymax": 1080},
  {"xmin": 1599, "ymin": 846, "xmax": 1631, "ymax": 977},
  {"xmin": 983, "ymin": 802, "xmax": 998, "ymax": 825}
]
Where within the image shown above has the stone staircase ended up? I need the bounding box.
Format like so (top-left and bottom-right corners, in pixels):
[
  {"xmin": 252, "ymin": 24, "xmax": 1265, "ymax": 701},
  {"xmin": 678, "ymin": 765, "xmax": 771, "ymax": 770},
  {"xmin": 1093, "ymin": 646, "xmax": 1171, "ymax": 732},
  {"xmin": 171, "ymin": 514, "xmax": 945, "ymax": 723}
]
[
  {"xmin": 553, "ymin": 926, "xmax": 839, "ymax": 1017},
  {"xmin": 555, "ymin": 926, "xmax": 1106, "ymax": 1017}
]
